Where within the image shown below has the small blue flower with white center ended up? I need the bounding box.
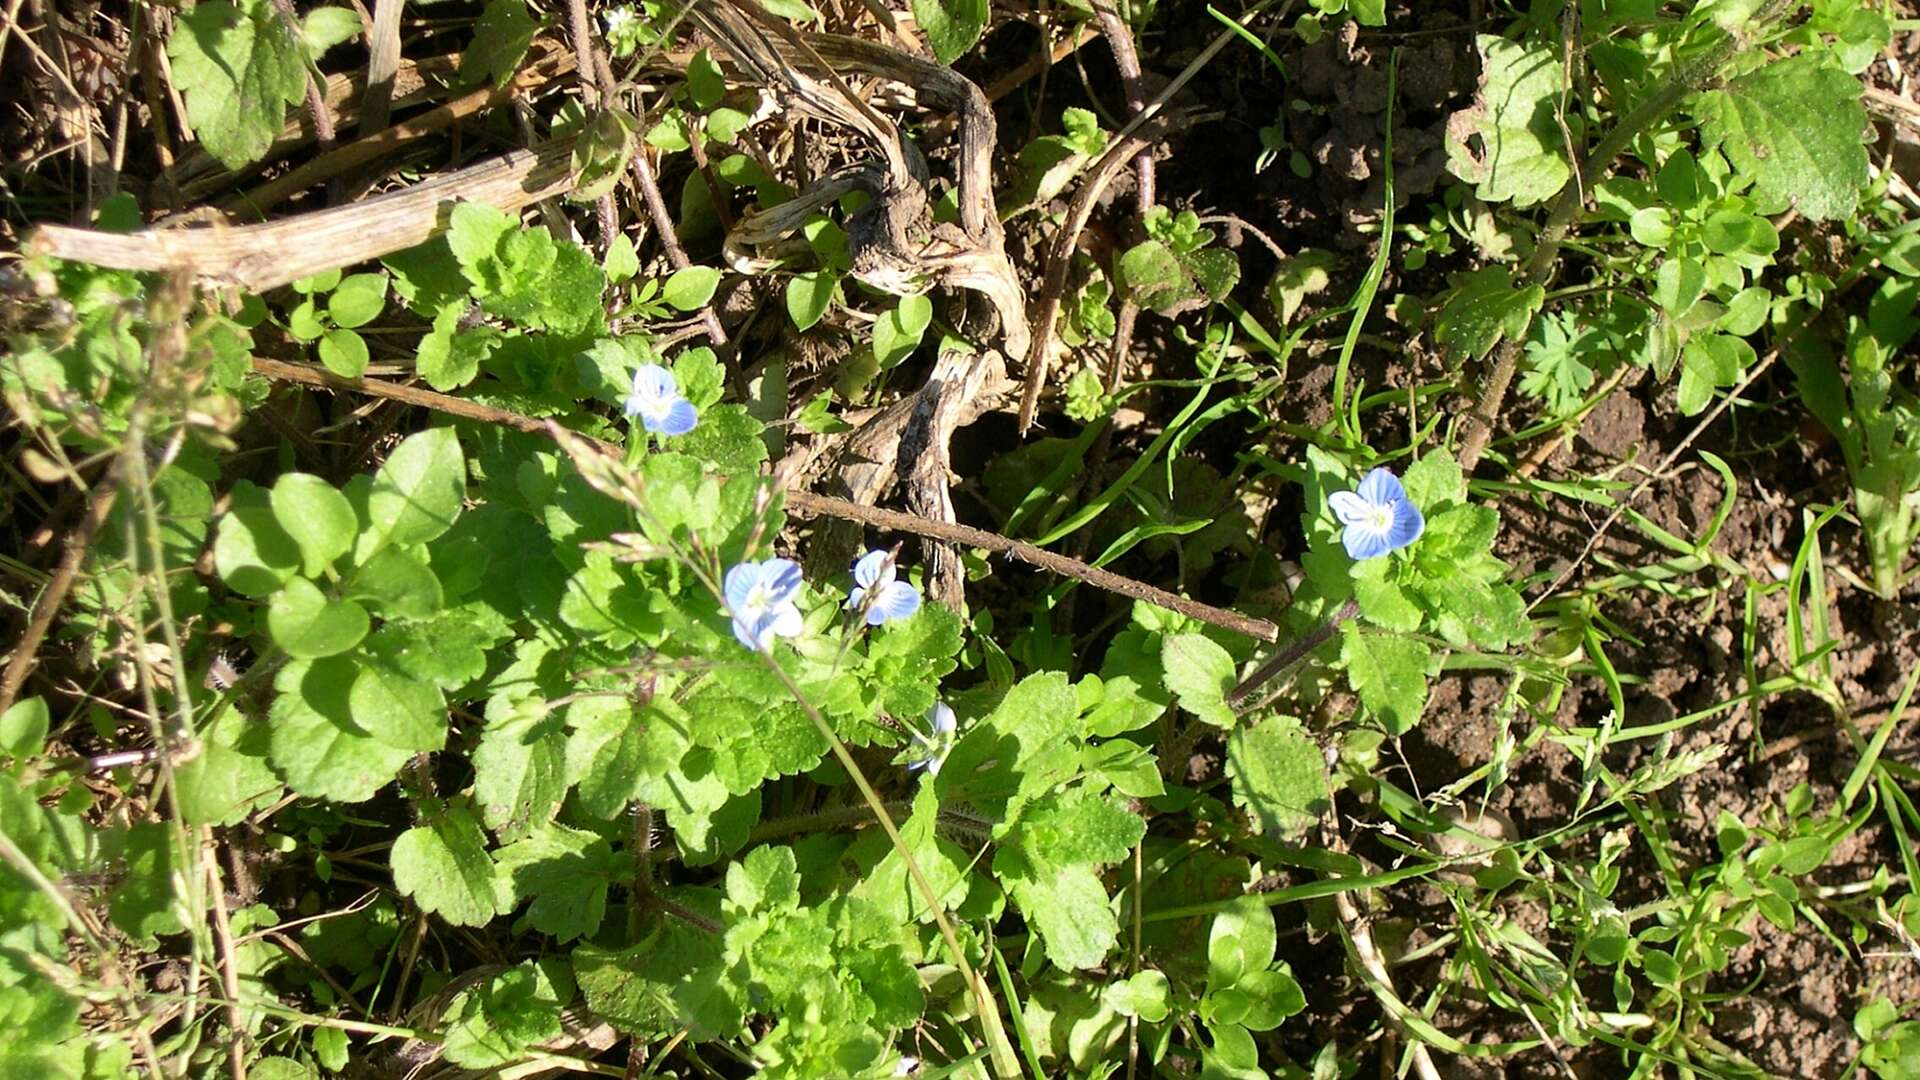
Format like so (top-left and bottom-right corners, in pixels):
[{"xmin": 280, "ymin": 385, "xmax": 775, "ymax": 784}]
[
  {"xmin": 1329, "ymin": 467, "xmax": 1424, "ymax": 560},
  {"xmin": 846, "ymin": 549, "xmax": 921, "ymax": 625},
  {"xmin": 724, "ymin": 558, "xmax": 804, "ymax": 652},
  {"xmin": 623, "ymin": 363, "xmax": 698, "ymax": 436},
  {"xmin": 908, "ymin": 702, "xmax": 957, "ymax": 778}
]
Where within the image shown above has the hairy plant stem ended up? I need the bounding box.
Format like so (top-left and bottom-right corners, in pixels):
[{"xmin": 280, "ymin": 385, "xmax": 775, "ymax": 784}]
[
  {"xmin": 758, "ymin": 658, "xmax": 1023, "ymax": 1078},
  {"xmin": 1456, "ymin": 0, "xmax": 1799, "ymax": 471},
  {"xmin": 1226, "ymin": 597, "xmax": 1359, "ymax": 708}
]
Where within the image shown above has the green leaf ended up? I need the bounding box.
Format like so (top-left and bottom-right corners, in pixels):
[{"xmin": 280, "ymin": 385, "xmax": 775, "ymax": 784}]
[
  {"xmin": 1207, "ymin": 894, "xmax": 1277, "ymax": 990},
  {"xmin": 461, "ymin": 0, "xmax": 539, "ymax": 88},
  {"xmin": 575, "ymin": 920, "xmax": 734, "ymax": 1040},
  {"xmin": 873, "ymin": 294, "xmax": 933, "ymax": 368},
  {"xmin": 1339, "ymin": 624, "xmax": 1432, "ymax": 735},
  {"xmin": 108, "ymin": 824, "xmax": 186, "ymax": 945},
  {"xmin": 685, "ymin": 48, "xmax": 726, "ymax": 112},
  {"xmin": 911, "ymin": 0, "xmax": 987, "ymax": 65},
  {"xmin": 1678, "ymin": 331, "xmax": 1754, "ymax": 416},
  {"xmin": 663, "ymin": 266, "xmax": 722, "ymax": 311},
  {"xmin": 604, "ymin": 234, "xmax": 639, "ymax": 282},
  {"xmin": 1693, "ymin": 53, "xmax": 1866, "ymax": 222},
  {"xmin": 215, "ymin": 497, "xmax": 303, "ymax": 597},
  {"xmin": 1104, "ymin": 970, "xmax": 1172, "ymax": 1023},
  {"xmin": 1435, "ymin": 266, "xmax": 1545, "ymax": 361},
  {"xmin": 474, "ymin": 698, "xmax": 568, "ymax": 835},
  {"xmin": 785, "ymin": 270, "xmax": 836, "ymax": 331},
  {"xmin": 392, "ymin": 798, "xmax": 502, "ymax": 927},
  {"xmin": 0, "ymin": 697, "xmax": 50, "ymax": 758},
  {"xmin": 175, "ymin": 707, "xmax": 282, "ymax": 826},
  {"xmin": 299, "ymin": 7, "xmax": 361, "ymax": 59},
  {"xmin": 1161, "ymin": 632, "xmax": 1237, "ymax": 727},
  {"xmin": 366, "ymin": 428, "xmax": 465, "ymax": 550},
  {"xmin": 1235, "ymin": 966, "xmax": 1306, "ymax": 1030},
  {"xmin": 1118, "ymin": 239, "xmax": 1199, "ymax": 313},
  {"xmin": 349, "ymin": 657, "xmax": 447, "ymax": 751},
  {"xmin": 441, "ymin": 961, "xmax": 569, "ymax": 1068},
  {"xmin": 268, "ymin": 578, "xmax": 370, "ymax": 659},
  {"xmin": 268, "ymin": 661, "xmax": 413, "ymax": 802},
  {"xmin": 1007, "ymin": 863, "xmax": 1120, "ymax": 969},
  {"xmin": 1267, "ymin": 250, "xmax": 1337, "ymax": 325},
  {"xmin": 270, "ymin": 473, "xmax": 356, "ymax": 577},
  {"xmin": 1350, "ymin": 558, "xmax": 1422, "ymax": 632},
  {"xmin": 328, "ymin": 273, "xmax": 388, "ymax": 329},
  {"xmin": 286, "ymin": 298, "xmax": 326, "ymax": 341},
  {"xmin": 570, "ymin": 107, "xmax": 637, "ymax": 202},
  {"xmin": 168, "ymin": 1, "xmax": 308, "ymax": 169},
  {"xmin": 496, "ymin": 825, "xmax": 617, "ymax": 942},
  {"xmin": 317, "ymin": 328, "xmax": 369, "ymax": 378},
  {"xmin": 1444, "ymin": 35, "xmax": 1570, "ymax": 206},
  {"xmin": 346, "ymin": 546, "xmax": 444, "ymax": 620},
  {"xmin": 1225, "ymin": 715, "xmax": 1327, "ymax": 840}
]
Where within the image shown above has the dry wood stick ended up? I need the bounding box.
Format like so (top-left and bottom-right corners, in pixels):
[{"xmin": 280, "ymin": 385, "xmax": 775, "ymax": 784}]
[
  {"xmin": 28, "ymin": 137, "xmax": 578, "ymax": 292},
  {"xmin": 248, "ymin": 357, "xmax": 1281, "ymax": 643},
  {"xmin": 1017, "ymin": 8, "xmax": 1244, "ymax": 429},
  {"xmin": 228, "ymin": 49, "xmax": 575, "ymax": 216},
  {"xmin": 562, "ymin": 0, "xmax": 618, "ymax": 245},
  {"xmin": 359, "ymin": 0, "xmax": 405, "ymax": 136}
]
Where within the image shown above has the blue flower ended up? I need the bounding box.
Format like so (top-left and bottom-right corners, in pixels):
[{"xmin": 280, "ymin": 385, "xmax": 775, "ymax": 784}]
[
  {"xmin": 909, "ymin": 701, "xmax": 957, "ymax": 777},
  {"xmin": 724, "ymin": 558, "xmax": 804, "ymax": 651},
  {"xmin": 1329, "ymin": 467, "xmax": 1424, "ymax": 560},
  {"xmin": 624, "ymin": 363, "xmax": 698, "ymax": 436},
  {"xmin": 846, "ymin": 549, "xmax": 921, "ymax": 625}
]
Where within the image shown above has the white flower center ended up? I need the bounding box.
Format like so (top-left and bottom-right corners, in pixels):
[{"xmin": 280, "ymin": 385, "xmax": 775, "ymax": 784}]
[{"xmin": 741, "ymin": 582, "xmax": 774, "ymax": 616}]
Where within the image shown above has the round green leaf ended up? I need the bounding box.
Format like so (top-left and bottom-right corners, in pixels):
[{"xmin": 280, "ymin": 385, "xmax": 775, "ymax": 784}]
[
  {"xmin": 318, "ymin": 327, "xmax": 370, "ymax": 377},
  {"xmin": 268, "ymin": 578, "xmax": 370, "ymax": 659},
  {"xmin": 367, "ymin": 428, "xmax": 466, "ymax": 549},
  {"xmin": 664, "ymin": 266, "xmax": 721, "ymax": 311},
  {"xmin": 873, "ymin": 293, "xmax": 932, "ymax": 368},
  {"xmin": 346, "ymin": 546, "xmax": 444, "ymax": 620},
  {"xmin": 0, "ymin": 696, "xmax": 51, "ymax": 758},
  {"xmin": 214, "ymin": 504, "xmax": 302, "ymax": 597},
  {"xmin": 328, "ymin": 272, "xmax": 389, "ymax": 329},
  {"xmin": 1235, "ymin": 967, "xmax": 1305, "ymax": 1031},
  {"xmin": 785, "ymin": 270, "xmax": 835, "ymax": 331},
  {"xmin": 268, "ymin": 662, "xmax": 412, "ymax": 802},
  {"xmin": 293, "ymin": 269, "xmax": 341, "ymax": 295},
  {"xmin": 286, "ymin": 298, "xmax": 326, "ymax": 342},
  {"xmin": 270, "ymin": 473, "xmax": 357, "ymax": 576}
]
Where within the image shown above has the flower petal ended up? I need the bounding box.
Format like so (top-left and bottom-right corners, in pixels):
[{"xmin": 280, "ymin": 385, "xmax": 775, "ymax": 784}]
[
  {"xmin": 852, "ymin": 549, "xmax": 890, "ymax": 589},
  {"xmin": 845, "ymin": 584, "xmax": 868, "ymax": 611},
  {"xmin": 1357, "ymin": 467, "xmax": 1406, "ymax": 506},
  {"xmin": 1387, "ymin": 499, "xmax": 1425, "ymax": 550},
  {"xmin": 765, "ymin": 601, "xmax": 804, "ymax": 640},
  {"xmin": 762, "ymin": 559, "xmax": 804, "ymax": 603},
  {"xmin": 730, "ymin": 614, "xmax": 762, "ymax": 651},
  {"xmin": 631, "ymin": 363, "xmax": 677, "ymax": 401},
  {"xmin": 1342, "ymin": 523, "xmax": 1391, "ymax": 561},
  {"xmin": 928, "ymin": 701, "xmax": 956, "ymax": 735},
  {"xmin": 1328, "ymin": 490, "xmax": 1373, "ymax": 526},
  {"xmin": 866, "ymin": 581, "xmax": 921, "ymax": 625},
  {"xmin": 724, "ymin": 562, "xmax": 758, "ymax": 612},
  {"xmin": 659, "ymin": 398, "xmax": 698, "ymax": 436}
]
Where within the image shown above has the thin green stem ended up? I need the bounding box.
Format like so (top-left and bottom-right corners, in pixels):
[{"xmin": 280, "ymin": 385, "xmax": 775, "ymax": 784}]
[
  {"xmin": 758, "ymin": 658, "xmax": 1022, "ymax": 1077},
  {"xmin": 1458, "ymin": 0, "xmax": 1801, "ymax": 471}
]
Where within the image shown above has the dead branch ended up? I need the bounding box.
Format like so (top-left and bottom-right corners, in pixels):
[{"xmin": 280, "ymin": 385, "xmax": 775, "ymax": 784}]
[{"xmin": 26, "ymin": 137, "xmax": 578, "ymax": 293}]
